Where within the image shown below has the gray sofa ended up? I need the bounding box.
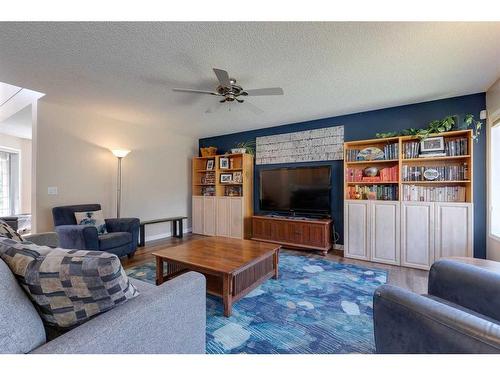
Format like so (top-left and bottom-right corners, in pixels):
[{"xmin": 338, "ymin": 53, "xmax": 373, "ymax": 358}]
[
  {"xmin": 374, "ymin": 259, "xmax": 500, "ymax": 353},
  {"xmin": 0, "ymin": 234, "xmax": 206, "ymax": 354}
]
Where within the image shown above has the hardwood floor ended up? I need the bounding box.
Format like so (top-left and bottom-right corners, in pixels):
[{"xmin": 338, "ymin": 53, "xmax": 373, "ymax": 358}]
[{"xmin": 122, "ymin": 234, "xmax": 429, "ymax": 294}]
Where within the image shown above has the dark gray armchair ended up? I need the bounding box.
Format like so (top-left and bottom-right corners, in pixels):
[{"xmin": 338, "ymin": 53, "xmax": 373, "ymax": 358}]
[
  {"xmin": 52, "ymin": 204, "xmax": 139, "ymax": 258},
  {"xmin": 373, "ymin": 259, "xmax": 500, "ymax": 353}
]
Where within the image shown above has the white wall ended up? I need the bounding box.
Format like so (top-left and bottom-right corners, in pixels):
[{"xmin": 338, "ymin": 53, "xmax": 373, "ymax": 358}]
[
  {"xmin": 35, "ymin": 100, "xmax": 197, "ymax": 240},
  {"xmin": 0, "ymin": 133, "xmax": 32, "ymax": 214},
  {"xmin": 486, "ymin": 78, "xmax": 500, "ymax": 261}
]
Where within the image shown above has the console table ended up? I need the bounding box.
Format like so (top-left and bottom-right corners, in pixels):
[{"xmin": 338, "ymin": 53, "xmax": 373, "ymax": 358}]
[
  {"xmin": 138, "ymin": 216, "xmax": 187, "ymax": 247},
  {"xmin": 252, "ymin": 215, "xmax": 332, "ymax": 255}
]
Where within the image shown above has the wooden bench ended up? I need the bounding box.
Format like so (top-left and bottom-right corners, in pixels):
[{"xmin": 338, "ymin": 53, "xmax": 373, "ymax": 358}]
[{"xmin": 138, "ymin": 216, "xmax": 187, "ymax": 247}]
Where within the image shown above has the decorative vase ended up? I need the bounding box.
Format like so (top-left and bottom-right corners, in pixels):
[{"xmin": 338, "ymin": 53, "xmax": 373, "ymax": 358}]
[{"xmin": 363, "ymin": 167, "xmax": 379, "ymax": 177}]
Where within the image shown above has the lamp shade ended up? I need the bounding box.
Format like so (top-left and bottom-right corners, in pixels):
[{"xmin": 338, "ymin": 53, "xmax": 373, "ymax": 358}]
[{"xmin": 111, "ymin": 149, "xmax": 131, "ymax": 158}]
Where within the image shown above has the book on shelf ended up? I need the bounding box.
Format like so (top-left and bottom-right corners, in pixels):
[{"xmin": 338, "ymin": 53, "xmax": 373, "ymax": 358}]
[
  {"xmin": 402, "ymin": 164, "xmax": 468, "ymax": 182},
  {"xmin": 346, "ymin": 149, "xmax": 360, "ymax": 162},
  {"xmin": 347, "ymin": 185, "xmax": 398, "ymax": 201},
  {"xmin": 402, "ymin": 184, "xmax": 466, "ymax": 202},
  {"xmin": 445, "ymin": 137, "xmax": 468, "ymax": 156},
  {"xmin": 403, "ymin": 141, "xmax": 420, "ymax": 159},
  {"xmin": 383, "ymin": 143, "xmax": 399, "ymax": 160},
  {"xmin": 346, "ymin": 165, "xmax": 398, "ymax": 182}
]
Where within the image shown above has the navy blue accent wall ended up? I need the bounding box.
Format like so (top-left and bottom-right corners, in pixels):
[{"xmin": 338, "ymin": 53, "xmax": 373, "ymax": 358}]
[{"xmin": 199, "ymin": 93, "xmax": 487, "ymax": 258}]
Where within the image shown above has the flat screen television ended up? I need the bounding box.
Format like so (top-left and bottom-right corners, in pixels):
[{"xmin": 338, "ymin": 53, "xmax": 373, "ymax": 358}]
[{"xmin": 259, "ymin": 165, "xmax": 331, "ymax": 216}]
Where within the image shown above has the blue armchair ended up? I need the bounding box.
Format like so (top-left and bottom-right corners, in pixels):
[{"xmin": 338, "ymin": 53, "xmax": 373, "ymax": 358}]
[
  {"xmin": 52, "ymin": 204, "xmax": 139, "ymax": 258},
  {"xmin": 373, "ymin": 259, "xmax": 500, "ymax": 353}
]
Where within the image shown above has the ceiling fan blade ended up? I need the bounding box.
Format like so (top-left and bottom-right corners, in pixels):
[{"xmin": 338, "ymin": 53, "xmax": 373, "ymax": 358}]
[
  {"xmin": 172, "ymin": 88, "xmax": 219, "ymax": 95},
  {"xmin": 243, "ymin": 87, "xmax": 284, "ymax": 96},
  {"xmin": 242, "ymin": 101, "xmax": 264, "ymax": 115},
  {"xmin": 213, "ymin": 68, "xmax": 231, "ymax": 87}
]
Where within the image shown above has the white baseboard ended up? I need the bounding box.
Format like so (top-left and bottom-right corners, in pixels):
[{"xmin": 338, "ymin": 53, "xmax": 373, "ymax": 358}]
[
  {"xmin": 333, "ymin": 244, "xmax": 344, "ymax": 250},
  {"xmin": 145, "ymin": 227, "xmax": 192, "ymax": 242}
]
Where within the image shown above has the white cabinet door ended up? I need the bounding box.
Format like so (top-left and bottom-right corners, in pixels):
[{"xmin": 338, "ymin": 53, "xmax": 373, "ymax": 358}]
[
  {"xmin": 216, "ymin": 197, "xmax": 230, "ymax": 237},
  {"xmin": 435, "ymin": 203, "xmax": 473, "ymax": 260},
  {"xmin": 371, "ymin": 201, "xmax": 400, "ymax": 265},
  {"xmin": 229, "ymin": 197, "xmax": 244, "ymax": 239},
  {"xmin": 202, "ymin": 196, "xmax": 217, "ymax": 236},
  {"xmin": 192, "ymin": 196, "xmax": 204, "ymax": 234},
  {"xmin": 344, "ymin": 200, "xmax": 370, "ymax": 260},
  {"xmin": 401, "ymin": 202, "xmax": 435, "ymax": 270}
]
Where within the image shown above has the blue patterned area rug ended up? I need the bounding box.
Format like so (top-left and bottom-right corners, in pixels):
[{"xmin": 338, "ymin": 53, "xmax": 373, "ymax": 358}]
[{"xmin": 126, "ymin": 251, "xmax": 387, "ymax": 354}]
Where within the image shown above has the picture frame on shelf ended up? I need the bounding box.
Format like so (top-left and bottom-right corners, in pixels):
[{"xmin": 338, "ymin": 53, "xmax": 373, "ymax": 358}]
[
  {"xmin": 219, "ymin": 157, "xmax": 229, "ymax": 169},
  {"xmin": 206, "ymin": 159, "xmax": 214, "ymax": 170},
  {"xmin": 420, "ymin": 136, "xmax": 444, "ymax": 153},
  {"xmin": 225, "ymin": 185, "xmax": 242, "ymax": 197},
  {"xmin": 233, "ymin": 171, "xmax": 243, "ymax": 183},
  {"xmin": 220, "ymin": 173, "xmax": 233, "ymax": 183}
]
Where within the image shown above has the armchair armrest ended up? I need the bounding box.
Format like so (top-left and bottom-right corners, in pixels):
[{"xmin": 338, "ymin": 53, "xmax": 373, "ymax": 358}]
[
  {"xmin": 23, "ymin": 232, "xmax": 59, "ymax": 247},
  {"xmin": 428, "ymin": 259, "xmax": 500, "ymax": 321},
  {"xmin": 55, "ymin": 225, "xmax": 99, "ymax": 250},
  {"xmin": 105, "ymin": 218, "xmax": 140, "ymax": 233},
  {"xmin": 105, "ymin": 218, "xmax": 139, "ymax": 251},
  {"xmin": 32, "ymin": 272, "xmax": 206, "ymax": 354},
  {"xmin": 373, "ymin": 284, "xmax": 500, "ymax": 353}
]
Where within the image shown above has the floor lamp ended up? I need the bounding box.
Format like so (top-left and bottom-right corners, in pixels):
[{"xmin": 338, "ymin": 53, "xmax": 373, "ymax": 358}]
[{"xmin": 111, "ymin": 149, "xmax": 131, "ymax": 218}]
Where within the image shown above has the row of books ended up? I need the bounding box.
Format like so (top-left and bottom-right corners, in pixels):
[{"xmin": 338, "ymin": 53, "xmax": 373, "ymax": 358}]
[
  {"xmin": 402, "ymin": 141, "xmax": 420, "ymax": 159},
  {"xmin": 402, "ymin": 164, "xmax": 468, "ymax": 181},
  {"xmin": 445, "ymin": 137, "xmax": 468, "ymax": 156},
  {"xmin": 345, "ymin": 149, "xmax": 360, "ymax": 162},
  {"xmin": 402, "ymin": 185, "xmax": 466, "ymax": 202},
  {"xmin": 383, "ymin": 143, "xmax": 399, "ymax": 160},
  {"xmin": 345, "ymin": 166, "xmax": 398, "ymax": 182},
  {"xmin": 347, "ymin": 185, "xmax": 398, "ymax": 201}
]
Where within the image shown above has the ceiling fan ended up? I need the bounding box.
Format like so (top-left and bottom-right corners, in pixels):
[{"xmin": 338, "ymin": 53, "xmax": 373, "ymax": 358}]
[{"xmin": 172, "ymin": 68, "xmax": 284, "ymax": 113}]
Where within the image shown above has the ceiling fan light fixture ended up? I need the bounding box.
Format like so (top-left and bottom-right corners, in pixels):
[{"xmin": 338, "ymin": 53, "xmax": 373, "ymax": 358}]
[{"xmin": 172, "ymin": 67, "xmax": 284, "ymax": 114}]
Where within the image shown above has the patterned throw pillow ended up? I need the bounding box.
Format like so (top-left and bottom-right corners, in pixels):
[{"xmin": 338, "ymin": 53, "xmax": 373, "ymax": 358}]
[
  {"xmin": 74, "ymin": 210, "xmax": 107, "ymax": 234},
  {"xmin": 0, "ymin": 219, "xmax": 24, "ymax": 242},
  {"xmin": 0, "ymin": 237, "xmax": 139, "ymax": 328}
]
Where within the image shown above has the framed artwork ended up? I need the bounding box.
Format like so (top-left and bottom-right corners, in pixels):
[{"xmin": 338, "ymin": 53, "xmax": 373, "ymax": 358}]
[
  {"xmin": 219, "ymin": 157, "xmax": 229, "ymax": 169},
  {"xmin": 220, "ymin": 173, "xmax": 233, "ymax": 183},
  {"xmin": 420, "ymin": 136, "xmax": 444, "ymax": 153},
  {"xmin": 206, "ymin": 159, "xmax": 214, "ymax": 170},
  {"xmin": 233, "ymin": 171, "xmax": 243, "ymax": 183}
]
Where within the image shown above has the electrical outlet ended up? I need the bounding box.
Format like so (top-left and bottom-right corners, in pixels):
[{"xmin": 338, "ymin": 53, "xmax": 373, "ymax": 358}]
[{"xmin": 48, "ymin": 186, "xmax": 58, "ymax": 195}]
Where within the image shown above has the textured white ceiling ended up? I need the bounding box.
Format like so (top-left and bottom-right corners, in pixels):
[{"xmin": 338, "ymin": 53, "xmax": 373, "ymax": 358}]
[{"xmin": 0, "ymin": 22, "xmax": 498, "ymax": 138}]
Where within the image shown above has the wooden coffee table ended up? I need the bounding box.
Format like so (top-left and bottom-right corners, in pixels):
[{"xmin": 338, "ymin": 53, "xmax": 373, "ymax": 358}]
[{"xmin": 153, "ymin": 237, "xmax": 280, "ymax": 317}]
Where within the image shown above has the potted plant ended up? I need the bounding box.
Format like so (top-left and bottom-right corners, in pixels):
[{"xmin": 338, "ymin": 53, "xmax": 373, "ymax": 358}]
[
  {"xmin": 375, "ymin": 113, "xmax": 482, "ymax": 141},
  {"xmin": 231, "ymin": 140, "xmax": 256, "ymax": 155}
]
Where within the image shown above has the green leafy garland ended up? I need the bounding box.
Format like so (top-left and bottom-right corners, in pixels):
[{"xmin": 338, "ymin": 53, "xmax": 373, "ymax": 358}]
[{"xmin": 375, "ymin": 114, "xmax": 482, "ymax": 142}]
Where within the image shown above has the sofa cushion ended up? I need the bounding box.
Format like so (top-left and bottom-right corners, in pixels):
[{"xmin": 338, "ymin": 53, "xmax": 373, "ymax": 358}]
[
  {"xmin": 75, "ymin": 210, "xmax": 107, "ymax": 234},
  {"xmin": 99, "ymin": 232, "xmax": 132, "ymax": 250},
  {"xmin": 0, "ymin": 218, "xmax": 24, "ymax": 242},
  {"xmin": 0, "ymin": 237, "xmax": 139, "ymax": 329},
  {"xmin": 0, "ymin": 258, "xmax": 46, "ymax": 353}
]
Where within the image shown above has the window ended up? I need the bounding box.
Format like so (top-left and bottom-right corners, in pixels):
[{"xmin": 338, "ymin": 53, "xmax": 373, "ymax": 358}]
[
  {"xmin": 491, "ymin": 120, "xmax": 500, "ymax": 238},
  {"xmin": 0, "ymin": 150, "xmax": 20, "ymax": 216}
]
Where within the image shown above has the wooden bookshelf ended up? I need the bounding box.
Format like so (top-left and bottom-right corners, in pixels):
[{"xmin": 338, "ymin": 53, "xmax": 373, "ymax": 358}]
[
  {"xmin": 344, "ymin": 129, "xmax": 473, "ymax": 203},
  {"xmin": 192, "ymin": 153, "xmax": 254, "ymax": 239}
]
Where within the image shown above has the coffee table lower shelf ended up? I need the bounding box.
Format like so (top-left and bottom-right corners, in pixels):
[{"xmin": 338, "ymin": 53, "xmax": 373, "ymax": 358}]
[{"xmin": 155, "ymin": 250, "xmax": 279, "ymax": 317}]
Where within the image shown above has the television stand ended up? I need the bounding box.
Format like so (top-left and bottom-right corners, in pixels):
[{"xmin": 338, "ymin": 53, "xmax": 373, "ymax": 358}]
[{"xmin": 252, "ymin": 215, "xmax": 333, "ymax": 255}]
